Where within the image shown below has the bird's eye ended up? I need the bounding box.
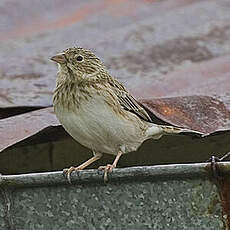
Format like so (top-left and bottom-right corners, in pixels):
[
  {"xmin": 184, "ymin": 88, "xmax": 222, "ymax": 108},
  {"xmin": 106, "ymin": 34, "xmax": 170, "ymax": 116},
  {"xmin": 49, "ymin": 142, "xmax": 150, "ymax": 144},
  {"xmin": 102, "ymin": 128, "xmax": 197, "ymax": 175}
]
[{"xmin": 75, "ymin": 55, "xmax": 84, "ymax": 62}]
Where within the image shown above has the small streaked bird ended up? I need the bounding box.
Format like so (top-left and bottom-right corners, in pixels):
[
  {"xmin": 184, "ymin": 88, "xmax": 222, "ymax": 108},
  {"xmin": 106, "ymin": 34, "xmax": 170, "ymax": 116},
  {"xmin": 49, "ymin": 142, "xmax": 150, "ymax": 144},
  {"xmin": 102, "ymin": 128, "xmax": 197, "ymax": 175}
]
[{"xmin": 51, "ymin": 47, "xmax": 201, "ymax": 182}]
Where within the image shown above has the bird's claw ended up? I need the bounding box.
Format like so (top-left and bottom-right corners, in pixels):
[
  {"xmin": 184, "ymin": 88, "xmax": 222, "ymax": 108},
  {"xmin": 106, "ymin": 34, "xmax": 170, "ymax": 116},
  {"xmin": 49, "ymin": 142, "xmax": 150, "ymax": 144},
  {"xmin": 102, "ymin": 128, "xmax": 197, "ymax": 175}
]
[
  {"xmin": 63, "ymin": 166, "xmax": 80, "ymax": 184},
  {"xmin": 98, "ymin": 164, "xmax": 114, "ymax": 182}
]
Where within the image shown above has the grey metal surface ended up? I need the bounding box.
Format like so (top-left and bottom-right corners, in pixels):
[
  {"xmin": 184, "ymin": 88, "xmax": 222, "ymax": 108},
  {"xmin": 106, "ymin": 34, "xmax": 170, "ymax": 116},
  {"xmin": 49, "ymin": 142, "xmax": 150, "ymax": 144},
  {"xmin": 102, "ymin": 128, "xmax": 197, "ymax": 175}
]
[{"xmin": 0, "ymin": 163, "xmax": 229, "ymax": 229}]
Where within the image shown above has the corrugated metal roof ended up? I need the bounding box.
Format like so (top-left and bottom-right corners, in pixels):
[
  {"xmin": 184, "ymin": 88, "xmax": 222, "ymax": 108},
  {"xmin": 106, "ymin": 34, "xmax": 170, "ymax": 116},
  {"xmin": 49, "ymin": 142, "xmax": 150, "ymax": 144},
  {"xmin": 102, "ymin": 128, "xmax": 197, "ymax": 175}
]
[{"xmin": 0, "ymin": 0, "xmax": 230, "ymax": 149}]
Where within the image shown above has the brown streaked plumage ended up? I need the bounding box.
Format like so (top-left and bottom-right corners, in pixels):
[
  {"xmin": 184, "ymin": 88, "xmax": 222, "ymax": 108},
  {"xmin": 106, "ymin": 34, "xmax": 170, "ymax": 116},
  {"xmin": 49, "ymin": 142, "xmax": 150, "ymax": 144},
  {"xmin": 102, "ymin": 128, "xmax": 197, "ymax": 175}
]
[{"xmin": 51, "ymin": 47, "xmax": 201, "ymax": 182}]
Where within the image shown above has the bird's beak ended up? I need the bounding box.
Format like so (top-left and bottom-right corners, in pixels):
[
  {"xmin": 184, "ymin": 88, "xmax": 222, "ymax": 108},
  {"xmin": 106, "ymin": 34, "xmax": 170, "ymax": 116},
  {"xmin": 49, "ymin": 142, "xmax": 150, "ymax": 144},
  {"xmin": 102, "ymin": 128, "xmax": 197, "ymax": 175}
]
[{"xmin": 50, "ymin": 53, "xmax": 66, "ymax": 64}]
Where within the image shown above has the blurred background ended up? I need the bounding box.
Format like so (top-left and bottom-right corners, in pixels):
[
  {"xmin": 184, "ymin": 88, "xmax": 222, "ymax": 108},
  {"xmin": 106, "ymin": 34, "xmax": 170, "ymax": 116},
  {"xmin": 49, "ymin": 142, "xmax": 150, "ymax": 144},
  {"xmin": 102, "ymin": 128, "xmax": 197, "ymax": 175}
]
[{"xmin": 0, "ymin": 0, "xmax": 230, "ymax": 174}]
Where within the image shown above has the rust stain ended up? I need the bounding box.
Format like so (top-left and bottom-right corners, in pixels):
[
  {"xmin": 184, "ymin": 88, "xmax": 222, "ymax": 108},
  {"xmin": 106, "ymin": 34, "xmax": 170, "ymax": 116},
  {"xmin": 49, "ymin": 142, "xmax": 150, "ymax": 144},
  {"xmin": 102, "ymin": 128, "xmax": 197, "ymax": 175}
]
[
  {"xmin": 158, "ymin": 105, "xmax": 186, "ymax": 118},
  {"xmin": 140, "ymin": 96, "xmax": 230, "ymax": 134},
  {"xmin": 207, "ymin": 194, "xmax": 221, "ymax": 216},
  {"xmin": 1, "ymin": 0, "xmax": 129, "ymax": 41},
  {"xmin": 219, "ymin": 178, "xmax": 230, "ymax": 229},
  {"xmin": 9, "ymin": 5, "xmax": 99, "ymax": 39},
  {"xmin": 205, "ymin": 163, "xmax": 230, "ymax": 229},
  {"xmin": 160, "ymin": 106, "xmax": 173, "ymax": 115}
]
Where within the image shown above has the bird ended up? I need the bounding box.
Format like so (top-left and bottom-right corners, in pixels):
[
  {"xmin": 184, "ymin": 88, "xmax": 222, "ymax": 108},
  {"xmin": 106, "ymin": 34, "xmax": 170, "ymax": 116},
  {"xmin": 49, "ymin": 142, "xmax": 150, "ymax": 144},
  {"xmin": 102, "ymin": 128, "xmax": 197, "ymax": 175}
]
[{"xmin": 51, "ymin": 47, "xmax": 201, "ymax": 182}]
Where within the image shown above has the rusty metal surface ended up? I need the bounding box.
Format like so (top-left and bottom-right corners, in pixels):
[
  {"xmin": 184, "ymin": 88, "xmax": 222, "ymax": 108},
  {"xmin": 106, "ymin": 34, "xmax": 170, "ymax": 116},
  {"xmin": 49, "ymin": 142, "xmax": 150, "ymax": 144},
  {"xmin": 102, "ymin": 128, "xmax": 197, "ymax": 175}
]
[
  {"xmin": 205, "ymin": 161, "xmax": 230, "ymax": 228},
  {"xmin": 141, "ymin": 96, "xmax": 230, "ymax": 134},
  {"xmin": 0, "ymin": 0, "xmax": 230, "ymax": 150},
  {"xmin": 1, "ymin": 0, "xmax": 230, "ymax": 108},
  {"xmin": 129, "ymin": 55, "xmax": 230, "ymax": 100},
  {"xmin": 1, "ymin": 94, "xmax": 230, "ymax": 152},
  {"xmin": 0, "ymin": 107, "xmax": 61, "ymax": 152}
]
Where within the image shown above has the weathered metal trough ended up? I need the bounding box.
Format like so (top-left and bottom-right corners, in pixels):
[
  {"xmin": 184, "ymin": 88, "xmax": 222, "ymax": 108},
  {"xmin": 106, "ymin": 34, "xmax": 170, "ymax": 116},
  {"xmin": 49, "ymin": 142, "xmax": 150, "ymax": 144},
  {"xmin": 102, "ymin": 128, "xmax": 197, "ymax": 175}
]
[{"xmin": 0, "ymin": 162, "xmax": 230, "ymax": 229}]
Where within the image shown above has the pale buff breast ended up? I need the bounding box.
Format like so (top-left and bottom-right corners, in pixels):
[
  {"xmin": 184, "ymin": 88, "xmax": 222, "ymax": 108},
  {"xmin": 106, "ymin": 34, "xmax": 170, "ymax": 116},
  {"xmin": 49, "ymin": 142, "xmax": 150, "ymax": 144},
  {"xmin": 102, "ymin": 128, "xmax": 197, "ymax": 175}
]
[{"xmin": 54, "ymin": 94, "xmax": 149, "ymax": 155}]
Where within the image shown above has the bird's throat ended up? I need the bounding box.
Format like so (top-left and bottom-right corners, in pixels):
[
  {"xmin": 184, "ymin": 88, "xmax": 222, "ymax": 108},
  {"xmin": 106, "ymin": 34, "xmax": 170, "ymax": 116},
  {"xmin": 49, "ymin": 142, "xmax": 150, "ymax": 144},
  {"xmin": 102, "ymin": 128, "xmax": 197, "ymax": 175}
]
[{"xmin": 53, "ymin": 71, "xmax": 92, "ymax": 110}]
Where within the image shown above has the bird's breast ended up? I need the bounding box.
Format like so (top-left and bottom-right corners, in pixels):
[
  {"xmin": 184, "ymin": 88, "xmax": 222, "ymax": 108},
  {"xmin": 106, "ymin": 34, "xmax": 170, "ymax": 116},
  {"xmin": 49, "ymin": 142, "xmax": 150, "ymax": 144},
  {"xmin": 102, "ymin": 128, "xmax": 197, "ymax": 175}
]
[{"xmin": 54, "ymin": 93, "xmax": 147, "ymax": 154}]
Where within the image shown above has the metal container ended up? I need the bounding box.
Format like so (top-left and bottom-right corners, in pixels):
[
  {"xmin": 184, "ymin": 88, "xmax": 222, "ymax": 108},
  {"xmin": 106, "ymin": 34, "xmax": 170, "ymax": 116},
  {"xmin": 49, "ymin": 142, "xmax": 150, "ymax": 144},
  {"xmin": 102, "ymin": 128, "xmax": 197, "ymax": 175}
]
[{"xmin": 0, "ymin": 163, "xmax": 229, "ymax": 230}]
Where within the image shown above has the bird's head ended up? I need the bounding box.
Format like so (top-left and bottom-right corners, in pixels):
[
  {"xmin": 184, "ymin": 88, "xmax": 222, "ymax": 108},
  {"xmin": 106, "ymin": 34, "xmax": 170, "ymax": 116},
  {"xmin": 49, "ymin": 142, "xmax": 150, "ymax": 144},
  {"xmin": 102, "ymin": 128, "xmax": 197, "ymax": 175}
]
[{"xmin": 50, "ymin": 47, "xmax": 105, "ymax": 76}]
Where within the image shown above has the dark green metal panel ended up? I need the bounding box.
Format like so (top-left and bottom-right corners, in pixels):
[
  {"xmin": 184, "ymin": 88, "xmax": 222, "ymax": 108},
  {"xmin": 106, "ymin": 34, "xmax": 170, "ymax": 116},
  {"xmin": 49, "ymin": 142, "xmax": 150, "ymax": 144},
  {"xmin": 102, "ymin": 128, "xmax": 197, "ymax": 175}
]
[{"xmin": 0, "ymin": 163, "xmax": 229, "ymax": 229}]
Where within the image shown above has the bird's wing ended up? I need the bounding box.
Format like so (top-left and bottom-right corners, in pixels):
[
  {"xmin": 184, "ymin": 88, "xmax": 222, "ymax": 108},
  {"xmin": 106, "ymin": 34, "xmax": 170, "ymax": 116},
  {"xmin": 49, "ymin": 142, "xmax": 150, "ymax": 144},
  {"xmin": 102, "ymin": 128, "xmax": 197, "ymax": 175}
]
[{"xmin": 109, "ymin": 79, "xmax": 152, "ymax": 123}]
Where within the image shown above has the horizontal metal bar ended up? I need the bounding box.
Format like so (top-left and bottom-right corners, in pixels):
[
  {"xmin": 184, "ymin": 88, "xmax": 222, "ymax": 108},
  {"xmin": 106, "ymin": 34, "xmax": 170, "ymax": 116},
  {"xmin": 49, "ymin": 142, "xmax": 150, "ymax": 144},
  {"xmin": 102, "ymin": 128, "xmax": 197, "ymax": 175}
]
[{"xmin": 1, "ymin": 162, "xmax": 230, "ymax": 188}]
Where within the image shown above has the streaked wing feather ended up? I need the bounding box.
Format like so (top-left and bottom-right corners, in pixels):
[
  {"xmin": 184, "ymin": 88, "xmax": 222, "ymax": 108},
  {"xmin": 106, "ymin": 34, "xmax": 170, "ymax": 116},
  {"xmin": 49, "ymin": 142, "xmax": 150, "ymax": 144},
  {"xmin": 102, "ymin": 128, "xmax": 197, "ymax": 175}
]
[
  {"xmin": 118, "ymin": 93, "xmax": 152, "ymax": 122},
  {"xmin": 110, "ymin": 81, "xmax": 152, "ymax": 122}
]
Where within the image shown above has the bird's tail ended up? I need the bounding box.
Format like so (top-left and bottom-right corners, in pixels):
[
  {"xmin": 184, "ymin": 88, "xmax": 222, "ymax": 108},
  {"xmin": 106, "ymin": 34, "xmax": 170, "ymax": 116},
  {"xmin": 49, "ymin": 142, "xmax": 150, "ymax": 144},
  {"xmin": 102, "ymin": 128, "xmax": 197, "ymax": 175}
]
[
  {"xmin": 148, "ymin": 124, "xmax": 203, "ymax": 140},
  {"xmin": 160, "ymin": 125, "xmax": 191, "ymax": 134}
]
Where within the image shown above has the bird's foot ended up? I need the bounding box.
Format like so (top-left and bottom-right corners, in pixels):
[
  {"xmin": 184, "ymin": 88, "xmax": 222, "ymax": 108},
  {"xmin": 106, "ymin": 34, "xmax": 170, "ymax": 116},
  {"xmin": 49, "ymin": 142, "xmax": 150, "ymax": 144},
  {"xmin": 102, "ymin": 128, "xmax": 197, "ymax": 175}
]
[
  {"xmin": 63, "ymin": 166, "xmax": 81, "ymax": 184},
  {"xmin": 98, "ymin": 164, "xmax": 115, "ymax": 182}
]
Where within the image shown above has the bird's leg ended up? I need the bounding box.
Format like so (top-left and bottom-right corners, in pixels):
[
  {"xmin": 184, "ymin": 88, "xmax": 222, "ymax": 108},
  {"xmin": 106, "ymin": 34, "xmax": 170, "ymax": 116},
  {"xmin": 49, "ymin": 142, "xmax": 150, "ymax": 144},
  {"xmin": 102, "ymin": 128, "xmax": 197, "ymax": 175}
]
[
  {"xmin": 98, "ymin": 151, "xmax": 123, "ymax": 182},
  {"xmin": 63, "ymin": 152, "xmax": 102, "ymax": 184}
]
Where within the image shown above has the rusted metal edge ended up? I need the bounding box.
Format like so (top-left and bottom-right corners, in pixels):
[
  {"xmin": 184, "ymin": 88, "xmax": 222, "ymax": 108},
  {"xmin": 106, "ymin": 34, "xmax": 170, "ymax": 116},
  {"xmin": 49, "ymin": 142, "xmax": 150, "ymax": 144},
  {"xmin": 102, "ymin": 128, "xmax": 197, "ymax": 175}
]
[
  {"xmin": 4, "ymin": 125, "xmax": 230, "ymax": 153},
  {"xmin": 1, "ymin": 163, "xmax": 230, "ymax": 188},
  {"xmin": 205, "ymin": 160, "xmax": 230, "ymax": 228},
  {"xmin": 9, "ymin": 125, "xmax": 69, "ymax": 148},
  {"xmin": 0, "ymin": 105, "xmax": 51, "ymax": 119}
]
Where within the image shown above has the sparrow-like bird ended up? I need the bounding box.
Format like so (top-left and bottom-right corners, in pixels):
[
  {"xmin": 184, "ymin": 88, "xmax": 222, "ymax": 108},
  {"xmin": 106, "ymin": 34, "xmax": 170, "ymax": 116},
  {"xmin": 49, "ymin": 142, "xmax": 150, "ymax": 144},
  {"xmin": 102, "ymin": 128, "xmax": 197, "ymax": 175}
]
[{"xmin": 51, "ymin": 47, "xmax": 200, "ymax": 182}]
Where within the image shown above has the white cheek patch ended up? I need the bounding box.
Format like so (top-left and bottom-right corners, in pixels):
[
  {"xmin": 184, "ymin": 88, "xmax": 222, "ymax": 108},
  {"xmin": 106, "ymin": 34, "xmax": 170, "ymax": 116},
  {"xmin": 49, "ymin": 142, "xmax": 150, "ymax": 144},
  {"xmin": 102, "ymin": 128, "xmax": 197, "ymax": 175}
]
[{"xmin": 82, "ymin": 70, "xmax": 100, "ymax": 79}]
